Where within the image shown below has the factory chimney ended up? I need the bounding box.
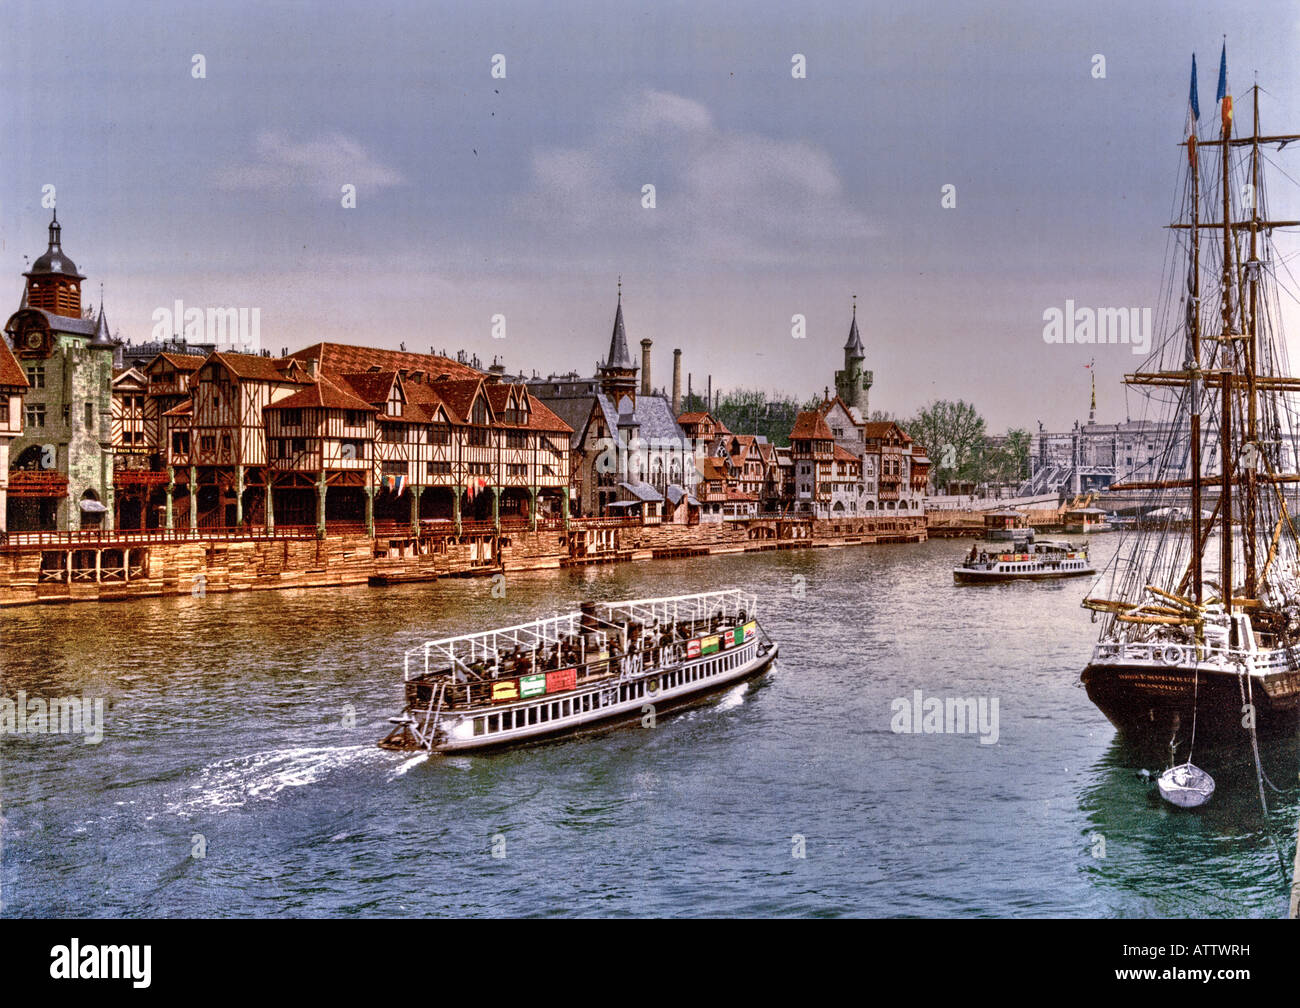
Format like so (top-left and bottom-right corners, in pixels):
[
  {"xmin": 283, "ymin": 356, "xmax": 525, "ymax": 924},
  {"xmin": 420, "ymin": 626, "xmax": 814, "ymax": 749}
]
[
  {"xmin": 671, "ymin": 348, "xmax": 682, "ymax": 416},
  {"xmin": 640, "ymin": 338, "xmax": 653, "ymax": 396}
]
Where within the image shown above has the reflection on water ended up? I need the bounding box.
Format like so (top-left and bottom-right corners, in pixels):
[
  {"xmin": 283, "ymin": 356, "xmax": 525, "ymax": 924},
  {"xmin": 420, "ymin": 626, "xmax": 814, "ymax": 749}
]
[{"xmin": 1, "ymin": 535, "xmax": 1296, "ymax": 917}]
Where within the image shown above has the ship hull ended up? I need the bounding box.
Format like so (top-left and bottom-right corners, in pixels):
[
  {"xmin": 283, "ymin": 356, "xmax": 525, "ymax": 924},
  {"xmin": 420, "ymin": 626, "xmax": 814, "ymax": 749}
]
[
  {"xmin": 1081, "ymin": 659, "xmax": 1300, "ymax": 752},
  {"xmin": 954, "ymin": 567, "xmax": 1095, "ymax": 584}
]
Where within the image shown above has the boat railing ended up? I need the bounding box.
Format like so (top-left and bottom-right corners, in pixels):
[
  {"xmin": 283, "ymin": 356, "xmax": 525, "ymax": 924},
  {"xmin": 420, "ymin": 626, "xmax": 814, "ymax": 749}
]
[
  {"xmin": 1094, "ymin": 638, "xmax": 1281, "ymax": 669},
  {"xmin": 423, "ymin": 628, "xmax": 757, "ymax": 708},
  {"xmin": 401, "ymin": 589, "xmax": 758, "ymax": 681}
]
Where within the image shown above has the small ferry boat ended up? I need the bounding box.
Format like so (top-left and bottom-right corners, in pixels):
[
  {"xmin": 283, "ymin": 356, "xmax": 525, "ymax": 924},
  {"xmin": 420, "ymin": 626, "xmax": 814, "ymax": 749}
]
[
  {"xmin": 1062, "ymin": 506, "xmax": 1112, "ymax": 535},
  {"xmin": 953, "ymin": 540, "xmax": 1094, "ymax": 584},
  {"xmin": 379, "ymin": 589, "xmax": 778, "ymax": 753},
  {"xmin": 982, "ymin": 509, "xmax": 1035, "ymax": 543}
]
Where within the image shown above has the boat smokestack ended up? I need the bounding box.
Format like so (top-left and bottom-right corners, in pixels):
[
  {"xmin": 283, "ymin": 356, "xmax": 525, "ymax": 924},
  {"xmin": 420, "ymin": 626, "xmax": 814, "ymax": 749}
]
[
  {"xmin": 672, "ymin": 348, "xmax": 682, "ymax": 415},
  {"xmin": 641, "ymin": 338, "xmax": 652, "ymax": 396}
]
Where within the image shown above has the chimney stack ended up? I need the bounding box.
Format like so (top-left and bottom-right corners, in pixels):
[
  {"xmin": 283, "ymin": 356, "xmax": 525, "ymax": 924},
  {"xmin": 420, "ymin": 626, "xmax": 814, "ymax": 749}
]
[
  {"xmin": 640, "ymin": 338, "xmax": 653, "ymax": 396},
  {"xmin": 671, "ymin": 348, "xmax": 682, "ymax": 415}
]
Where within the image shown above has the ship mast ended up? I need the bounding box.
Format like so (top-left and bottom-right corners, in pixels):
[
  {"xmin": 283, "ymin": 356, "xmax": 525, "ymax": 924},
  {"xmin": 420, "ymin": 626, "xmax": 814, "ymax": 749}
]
[
  {"xmin": 1218, "ymin": 51, "xmax": 1234, "ymax": 618},
  {"xmin": 1085, "ymin": 53, "xmax": 1300, "ymax": 631},
  {"xmin": 1189, "ymin": 56, "xmax": 1203, "ymax": 606}
]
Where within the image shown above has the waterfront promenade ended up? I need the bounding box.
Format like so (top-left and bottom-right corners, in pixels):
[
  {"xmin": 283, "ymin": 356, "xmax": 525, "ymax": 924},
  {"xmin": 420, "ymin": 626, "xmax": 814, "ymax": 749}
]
[{"xmin": 0, "ymin": 512, "xmax": 926, "ymax": 607}]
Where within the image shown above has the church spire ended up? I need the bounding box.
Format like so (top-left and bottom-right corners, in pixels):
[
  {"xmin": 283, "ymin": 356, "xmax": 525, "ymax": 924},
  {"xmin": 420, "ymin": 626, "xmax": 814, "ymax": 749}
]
[{"xmin": 606, "ymin": 276, "xmax": 632, "ymax": 368}]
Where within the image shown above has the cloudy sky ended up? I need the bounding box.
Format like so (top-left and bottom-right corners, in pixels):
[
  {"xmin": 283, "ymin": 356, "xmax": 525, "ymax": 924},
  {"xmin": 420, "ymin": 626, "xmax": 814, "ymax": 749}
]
[{"xmin": 5, "ymin": 0, "xmax": 1300, "ymax": 431}]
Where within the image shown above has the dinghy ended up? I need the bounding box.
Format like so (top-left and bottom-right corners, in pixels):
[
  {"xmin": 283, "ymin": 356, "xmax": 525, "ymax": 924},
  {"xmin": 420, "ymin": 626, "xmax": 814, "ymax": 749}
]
[{"xmin": 1156, "ymin": 763, "xmax": 1215, "ymax": 808}]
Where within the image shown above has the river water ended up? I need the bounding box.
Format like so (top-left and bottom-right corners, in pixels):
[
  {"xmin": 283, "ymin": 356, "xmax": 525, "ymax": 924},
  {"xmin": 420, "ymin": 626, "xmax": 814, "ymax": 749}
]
[{"xmin": 2, "ymin": 535, "xmax": 1297, "ymax": 917}]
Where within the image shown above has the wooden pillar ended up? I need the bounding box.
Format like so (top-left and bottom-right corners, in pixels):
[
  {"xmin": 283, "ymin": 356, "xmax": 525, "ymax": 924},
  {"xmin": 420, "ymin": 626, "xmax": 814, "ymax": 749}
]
[
  {"xmin": 95, "ymin": 549, "xmax": 101, "ymax": 583},
  {"xmin": 234, "ymin": 464, "xmax": 245, "ymax": 527},
  {"xmin": 188, "ymin": 465, "xmax": 198, "ymax": 530},
  {"xmin": 164, "ymin": 466, "xmax": 175, "ymax": 531},
  {"xmin": 365, "ymin": 483, "xmax": 376, "ymax": 539},
  {"xmin": 529, "ymin": 485, "xmax": 538, "ymax": 531},
  {"xmin": 123, "ymin": 548, "xmax": 130, "ymax": 582},
  {"xmin": 453, "ymin": 486, "xmax": 462, "ymax": 537},
  {"xmin": 562, "ymin": 486, "xmax": 570, "ymax": 531},
  {"xmin": 491, "ymin": 485, "xmax": 501, "ymax": 533},
  {"xmin": 409, "ymin": 485, "xmax": 423, "ymax": 537},
  {"xmin": 265, "ymin": 478, "xmax": 275, "ymax": 533},
  {"xmin": 316, "ymin": 472, "xmax": 327, "ymax": 537}
]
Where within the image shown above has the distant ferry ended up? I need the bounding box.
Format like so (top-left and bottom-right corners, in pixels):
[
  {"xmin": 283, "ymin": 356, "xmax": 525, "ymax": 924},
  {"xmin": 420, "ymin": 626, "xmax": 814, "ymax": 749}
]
[
  {"xmin": 954, "ymin": 540, "xmax": 1095, "ymax": 584},
  {"xmin": 379, "ymin": 589, "xmax": 778, "ymax": 753}
]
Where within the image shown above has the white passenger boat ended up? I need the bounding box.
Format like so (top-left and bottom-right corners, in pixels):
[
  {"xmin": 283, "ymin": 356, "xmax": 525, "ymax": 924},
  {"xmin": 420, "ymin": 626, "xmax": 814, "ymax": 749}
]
[
  {"xmin": 953, "ymin": 539, "xmax": 1095, "ymax": 584},
  {"xmin": 379, "ymin": 589, "xmax": 778, "ymax": 753}
]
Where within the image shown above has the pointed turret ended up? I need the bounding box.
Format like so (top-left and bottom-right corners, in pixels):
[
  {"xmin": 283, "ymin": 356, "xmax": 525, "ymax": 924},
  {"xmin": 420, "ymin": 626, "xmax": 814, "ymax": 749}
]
[
  {"xmin": 90, "ymin": 300, "xmax": 115, "ymax": 350},
  {"xmin": 597, "ymin": 277, "xmax": 639, "ymax": 403},
  {"xmin": 844, "ymin": 298, "xmax": 864, "ymax": 357},
  {"xmin": 834, "ymin": 295, "xmax": 872, "ymax": 411}
]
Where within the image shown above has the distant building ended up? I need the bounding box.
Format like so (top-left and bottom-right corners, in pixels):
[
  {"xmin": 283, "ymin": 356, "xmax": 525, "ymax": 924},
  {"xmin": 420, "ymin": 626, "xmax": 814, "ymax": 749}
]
[{"xmin": 1026, "ymin": 418, "xmax": 1190, "ymax": 497}]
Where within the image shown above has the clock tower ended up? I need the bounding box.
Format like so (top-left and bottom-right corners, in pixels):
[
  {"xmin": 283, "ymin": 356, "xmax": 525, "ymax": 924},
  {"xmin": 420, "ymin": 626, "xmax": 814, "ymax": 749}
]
[{"xmin": 4, "ymin": 211, "xmax": 116, "ymax": 532}]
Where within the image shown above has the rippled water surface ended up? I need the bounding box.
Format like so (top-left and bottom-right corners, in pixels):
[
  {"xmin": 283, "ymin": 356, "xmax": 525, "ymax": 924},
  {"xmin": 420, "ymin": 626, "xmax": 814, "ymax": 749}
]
[{"xmin": 3, "ymin": 536, "xmax": 1298, "ymax": 917}]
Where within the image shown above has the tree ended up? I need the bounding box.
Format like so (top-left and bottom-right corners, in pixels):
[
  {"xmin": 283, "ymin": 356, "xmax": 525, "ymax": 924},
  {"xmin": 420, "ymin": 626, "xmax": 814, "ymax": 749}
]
[
  {"xmin": 714, "ymin": 388, "xmax": 803, "ymax": 447},
  {"xmin": 1003, "ymin": 428, "xmax": 1031, "ymax": 483},
  {"xmin": 906, "ymin": 400, "xmax": 987, "ymax": 490}
]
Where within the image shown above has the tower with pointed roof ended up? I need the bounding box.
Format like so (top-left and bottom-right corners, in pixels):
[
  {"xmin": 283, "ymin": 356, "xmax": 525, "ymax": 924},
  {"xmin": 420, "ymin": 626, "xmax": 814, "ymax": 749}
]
[
  {"xmin": 23, "ymin": 210, "xmax": 85, "ymax": 318},
  {"xmin": 4, "ymin": 212, "xmax": 116, "ymax": 531},
  {"xmin": 834, "ymin": 297, "xmax": 872, "ymax": 412},
  {"xmin": 597, "ymin": 279, "xmax": 639, "ymax": 406}
]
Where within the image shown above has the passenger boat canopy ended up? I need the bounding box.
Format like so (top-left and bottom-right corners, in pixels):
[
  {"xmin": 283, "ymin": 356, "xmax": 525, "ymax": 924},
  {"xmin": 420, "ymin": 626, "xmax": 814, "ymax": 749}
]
[{"xmin": 401, "ymin": 588, "xmax": 758, "ymax": 682}]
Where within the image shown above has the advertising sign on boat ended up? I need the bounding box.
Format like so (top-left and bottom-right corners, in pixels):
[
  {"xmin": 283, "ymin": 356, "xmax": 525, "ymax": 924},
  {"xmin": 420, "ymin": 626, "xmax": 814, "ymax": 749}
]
[
  {"xmin": 546, "ymin": 667, "xmax": 577, "ymax": 693},
  {"xmin": 686, "ymin": 638, "xmax": 701, "ymax": 658},
  {"xmin": 491, "ymin": 679, "xmax": 519, "ymax": 703},
  {"xmin": 520, "ymin": 673, "xmax": 546, "ymax": 698},
  {"xmin": 743, "ymin": 620, "xmax": 757, "ymax": 638},
  {"xmin": 701, "ymin": 635, "xmax": 720, "ymax": 655},
  {"xmin": 723, "ymin": 629, "xmax": 736, "ymax": 648}
]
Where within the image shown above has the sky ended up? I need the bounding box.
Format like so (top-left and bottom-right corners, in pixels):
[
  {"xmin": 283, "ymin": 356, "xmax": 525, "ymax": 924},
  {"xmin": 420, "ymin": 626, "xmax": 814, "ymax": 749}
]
[{"xmin": 4, "ymin": 0, "xmax": 1300, "ymax": 432}]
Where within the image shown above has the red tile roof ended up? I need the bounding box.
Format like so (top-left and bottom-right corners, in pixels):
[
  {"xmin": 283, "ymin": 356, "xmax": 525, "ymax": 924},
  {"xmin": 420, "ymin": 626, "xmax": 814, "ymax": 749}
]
[
  {"xmin": 291, "ymin": 342, "xmax": 484, "ymax": 382},
  {"xmin": 790, "ymin": 411, "xmax": 833, "ymax": 440},
  {"xmin": 337, "ymin": 370, "xmax": 398, "ymax": 405},
  {"xmin": 266, "ymin": 376, "xmax": 377, "ymax": 413},
  {"xmin": 209, "ymin": 352, "xmax": 311, "ymax": 384},
  {"xmin": 862, "ymin": 421, "xmax": 912, "ymax": 443},
  {"xmin": 833, "ymin": 444, "xmax": 860, "ymax": 463},
  {"xmin": 0, "ymin": 339, "xmax": 31, "ymax": 388}
]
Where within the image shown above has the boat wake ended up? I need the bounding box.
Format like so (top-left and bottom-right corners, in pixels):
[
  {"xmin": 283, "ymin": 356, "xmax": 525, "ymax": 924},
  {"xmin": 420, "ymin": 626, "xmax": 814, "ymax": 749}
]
[
  {"xmin": 168, "ymin": 745, "xmax": 386, "ymax": 814},
  {"xmin": 389, "ymin": 753, "xmax": 430, "ymax": 778}
]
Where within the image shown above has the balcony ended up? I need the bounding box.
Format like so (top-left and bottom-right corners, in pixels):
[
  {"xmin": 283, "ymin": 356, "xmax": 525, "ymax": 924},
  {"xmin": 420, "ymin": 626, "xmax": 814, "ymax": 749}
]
[{"xmin": 8, "ymin": 470, "xmax": 69, "ymax": 498}]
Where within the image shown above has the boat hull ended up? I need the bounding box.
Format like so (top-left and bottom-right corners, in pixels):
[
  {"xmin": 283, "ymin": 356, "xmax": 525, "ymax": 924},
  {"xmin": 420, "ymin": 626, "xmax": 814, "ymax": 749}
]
[
  {"xmin": 954, "ymin": 567, "xmax": 1095, "ymax": 584},
  {"xmin": 1081, "ymin": 659, "xmax": 1300, "ymax": 752}
]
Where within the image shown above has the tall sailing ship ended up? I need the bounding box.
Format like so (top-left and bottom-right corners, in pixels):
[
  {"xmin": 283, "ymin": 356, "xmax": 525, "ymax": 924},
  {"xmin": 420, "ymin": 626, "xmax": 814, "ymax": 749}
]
[{"xmin": 1081, "ymin": 48, "xmax": 1300, "ymax": 758}]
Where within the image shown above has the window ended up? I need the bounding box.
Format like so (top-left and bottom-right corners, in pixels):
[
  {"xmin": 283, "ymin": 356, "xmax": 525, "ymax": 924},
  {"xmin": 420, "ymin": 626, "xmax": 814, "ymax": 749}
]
[
  {"xmin": 200, "ymin": 435, "xmax": 216, "ymax": 453},
  {"xmin": 221, "ymin": 434, "xmax": 232, "ymax": 452},
  {"xmin": 26, "ymin": 403, "xmax": 45, "ymax": 426},
  {"xmin": 25, "ymin": 365, "xmax": 44, "ymax": 389},
  {"xmin": 172, "ymin": 432, "xmax": 189, "ymax": 454},
  {"xmin": 345, "ymin": 410, "xmax": 366, "ymax": 428},
  {"xmin": 84, "ymin": 403, "xmax": 94, "ymax": 428},
  {"xmin": 283, "ymin": 408, "xmax": 303, "ymax": 427}
]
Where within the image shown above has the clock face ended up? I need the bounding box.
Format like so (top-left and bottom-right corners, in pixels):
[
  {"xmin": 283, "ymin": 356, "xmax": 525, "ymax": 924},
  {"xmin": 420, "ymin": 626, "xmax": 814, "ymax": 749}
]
[{"xmin": 25, "ymin": 330, "xmax": 42, "ymax": 350}]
